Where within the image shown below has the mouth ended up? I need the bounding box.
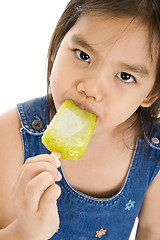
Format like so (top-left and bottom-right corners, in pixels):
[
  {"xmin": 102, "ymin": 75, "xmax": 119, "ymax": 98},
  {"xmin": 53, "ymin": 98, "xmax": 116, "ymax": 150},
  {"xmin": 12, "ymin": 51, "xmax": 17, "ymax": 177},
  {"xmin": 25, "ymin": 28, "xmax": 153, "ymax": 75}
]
[{"xmin": 69, "ymin": 99, "xmax": 96, "ymax": 115}]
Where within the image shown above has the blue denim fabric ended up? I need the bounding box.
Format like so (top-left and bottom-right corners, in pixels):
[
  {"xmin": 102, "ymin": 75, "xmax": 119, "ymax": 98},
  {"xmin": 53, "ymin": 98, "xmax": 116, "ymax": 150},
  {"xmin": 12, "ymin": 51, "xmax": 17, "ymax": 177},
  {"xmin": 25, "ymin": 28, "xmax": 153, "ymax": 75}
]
[{"xmin": 17, "ymin": 96, "xmax": 160, "ymax": 240}]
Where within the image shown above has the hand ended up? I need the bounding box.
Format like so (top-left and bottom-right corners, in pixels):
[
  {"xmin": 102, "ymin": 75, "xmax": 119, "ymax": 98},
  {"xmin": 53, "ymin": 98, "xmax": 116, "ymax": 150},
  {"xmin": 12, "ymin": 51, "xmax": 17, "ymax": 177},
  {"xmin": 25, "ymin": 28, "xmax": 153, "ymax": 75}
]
[{"xmin": 11, "ymin": 154, "xmax": 62, "ymax": 240}]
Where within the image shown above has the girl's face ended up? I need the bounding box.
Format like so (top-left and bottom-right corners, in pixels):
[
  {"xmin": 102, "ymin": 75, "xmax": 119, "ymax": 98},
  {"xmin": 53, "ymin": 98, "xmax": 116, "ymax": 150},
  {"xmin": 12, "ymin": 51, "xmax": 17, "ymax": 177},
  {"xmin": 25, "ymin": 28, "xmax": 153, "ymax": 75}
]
[{"xmin": 50, "ymin": 13, "xmax": 158, "ymax": 137}]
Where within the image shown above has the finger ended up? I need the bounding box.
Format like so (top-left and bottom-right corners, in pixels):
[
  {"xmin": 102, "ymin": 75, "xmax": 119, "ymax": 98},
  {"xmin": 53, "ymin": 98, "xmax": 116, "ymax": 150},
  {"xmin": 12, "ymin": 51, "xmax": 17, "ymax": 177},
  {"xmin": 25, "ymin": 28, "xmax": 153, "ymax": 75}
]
[
  {"xmin": 26, "ymin": 154, "xmax": 61, "ymax": 168},
  {"xmin": 13, "ymin": 154, "xmax": 59, "ymax": 187},
  {"xmin": 39, "ymin": 183, "xmax": 61, "ymax": 212},
  {"xmin": 14, "ymin": 161, "xmax": 62, "ymax": 198},
  {"xmin": 12, "ymin": 154, "xmax": 61, "ymax": 198},
  {"xmin": 25, "ymin": 171, "xmax": 55, "ymax": 211},
  {"xmin": 15, "ymin": 154, "xmax": 60, "ymax": 181},
  {"xmin": 51, "ymin": 152, "xmax": 61, "ymax": 161}
]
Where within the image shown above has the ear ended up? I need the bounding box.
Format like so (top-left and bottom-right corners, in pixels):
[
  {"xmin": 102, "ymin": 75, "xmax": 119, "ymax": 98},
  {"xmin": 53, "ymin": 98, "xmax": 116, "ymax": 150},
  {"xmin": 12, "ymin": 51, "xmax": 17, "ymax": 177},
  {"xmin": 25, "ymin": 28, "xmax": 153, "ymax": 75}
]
[{"xmin": 141, "ymin": 93, "xmax": 159, "ymax": 108}]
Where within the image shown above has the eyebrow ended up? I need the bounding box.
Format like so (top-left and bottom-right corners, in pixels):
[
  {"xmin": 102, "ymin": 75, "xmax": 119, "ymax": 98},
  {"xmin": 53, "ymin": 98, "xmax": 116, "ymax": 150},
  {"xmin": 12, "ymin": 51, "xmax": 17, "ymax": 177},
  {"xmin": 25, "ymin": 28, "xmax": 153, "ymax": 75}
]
[
  {"xmin": 71, "ymin": 34, "xmax": 149, "ymax": 78},
  {"xmin": 70, "ymin": 34, "xmax": 96, "ymax": 54},
  {"xmin": 117, "ymin": 62, "xmax": 149, "ymax": 78}
]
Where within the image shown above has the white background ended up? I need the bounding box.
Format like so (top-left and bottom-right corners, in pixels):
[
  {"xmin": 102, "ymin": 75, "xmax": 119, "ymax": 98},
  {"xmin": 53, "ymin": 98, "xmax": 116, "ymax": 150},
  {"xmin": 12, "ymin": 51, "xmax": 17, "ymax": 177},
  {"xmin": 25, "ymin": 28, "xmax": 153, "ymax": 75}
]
[
  {"xmin": 0, "ymin": 0, "xmax": 68, "ymax": 114},
  {"xmin": 0, "ymin": 1, "xmax": 137, "ymax": 239}
]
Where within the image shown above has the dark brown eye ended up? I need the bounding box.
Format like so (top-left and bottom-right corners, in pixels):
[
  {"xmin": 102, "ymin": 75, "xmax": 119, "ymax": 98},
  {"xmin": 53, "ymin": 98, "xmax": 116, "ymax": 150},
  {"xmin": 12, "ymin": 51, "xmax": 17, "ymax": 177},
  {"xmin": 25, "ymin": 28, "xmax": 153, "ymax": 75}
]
[
  {"xmin": 116, "ymin": 72, "xmax": 136, "ymax": 83},
  {"xmin": 75, "ymin": 49, "xmax": 90, "ymax": 63}
]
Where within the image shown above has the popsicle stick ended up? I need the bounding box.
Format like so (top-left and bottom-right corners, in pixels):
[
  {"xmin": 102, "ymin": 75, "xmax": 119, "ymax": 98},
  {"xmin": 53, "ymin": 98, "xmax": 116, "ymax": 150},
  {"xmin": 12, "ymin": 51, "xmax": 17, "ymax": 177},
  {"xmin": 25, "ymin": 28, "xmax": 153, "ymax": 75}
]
[{"xmin": 51, "ymin": 151, "xmax": 61, "ymax": 160}]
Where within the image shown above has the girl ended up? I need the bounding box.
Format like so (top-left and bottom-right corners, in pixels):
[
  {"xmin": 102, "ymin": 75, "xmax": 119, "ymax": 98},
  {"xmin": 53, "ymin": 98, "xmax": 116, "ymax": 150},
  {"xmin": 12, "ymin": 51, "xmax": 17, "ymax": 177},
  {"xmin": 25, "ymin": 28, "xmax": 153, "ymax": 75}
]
[{"xmin": 0, "ymin": 0, "xmax": 160, "ymax": 239}]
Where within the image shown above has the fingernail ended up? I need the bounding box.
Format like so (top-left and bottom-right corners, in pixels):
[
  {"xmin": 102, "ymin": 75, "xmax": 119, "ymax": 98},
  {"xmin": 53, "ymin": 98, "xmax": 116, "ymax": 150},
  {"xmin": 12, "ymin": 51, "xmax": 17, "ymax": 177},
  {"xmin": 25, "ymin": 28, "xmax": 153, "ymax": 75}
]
[
  {"xmin": 55, "ymin": 170, "xmax": 62, "ymax": 181},
  {"xmin": 50, "ymin": 153, "xmax": 61, "ymax": 168},
  {"xmin": 51, "ymin": 151, "xmax": 61, "ymax": 160},
  {"xmin": 55, "ymin": 158, "xmax": 61, "ymax": 168}
]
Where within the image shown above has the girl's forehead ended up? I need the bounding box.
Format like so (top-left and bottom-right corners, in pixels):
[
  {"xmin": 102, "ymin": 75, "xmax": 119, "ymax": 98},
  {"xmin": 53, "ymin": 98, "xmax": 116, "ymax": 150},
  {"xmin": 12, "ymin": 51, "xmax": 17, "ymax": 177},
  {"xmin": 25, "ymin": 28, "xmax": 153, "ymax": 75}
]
[
  {"xmin": 69, "ymin": 13, "xmax": 147, "ymax": 45},
  {"xmin": 69, "ymin": 13, "xmax": 155, "ymax": 55},
  {"xmin": 65, "ymin": 13, "xmax": 157, "ymax": 78},
  {"xmin": 68, "ymin": 14, "xmax": 151, "ymax": 56}
]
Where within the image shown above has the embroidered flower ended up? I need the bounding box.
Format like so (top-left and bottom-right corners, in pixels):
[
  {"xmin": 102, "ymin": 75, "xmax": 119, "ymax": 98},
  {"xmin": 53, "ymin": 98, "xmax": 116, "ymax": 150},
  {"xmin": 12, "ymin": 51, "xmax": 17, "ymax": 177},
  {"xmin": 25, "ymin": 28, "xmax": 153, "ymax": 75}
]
[
  {"xmin": 125, "ymin": 200, "xmax": 135, "ymax": 211},
  {"xmin": 95, "ymin": 228, "xmax": 107, "ymax": 238}
]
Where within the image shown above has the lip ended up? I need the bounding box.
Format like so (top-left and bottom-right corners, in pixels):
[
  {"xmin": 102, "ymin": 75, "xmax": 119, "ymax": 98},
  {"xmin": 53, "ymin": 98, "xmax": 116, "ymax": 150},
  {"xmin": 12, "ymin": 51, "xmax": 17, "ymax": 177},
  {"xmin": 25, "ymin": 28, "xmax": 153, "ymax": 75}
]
[{"xmin": 70, "ymin": 99, "xmax": 96, "ymax": 115}]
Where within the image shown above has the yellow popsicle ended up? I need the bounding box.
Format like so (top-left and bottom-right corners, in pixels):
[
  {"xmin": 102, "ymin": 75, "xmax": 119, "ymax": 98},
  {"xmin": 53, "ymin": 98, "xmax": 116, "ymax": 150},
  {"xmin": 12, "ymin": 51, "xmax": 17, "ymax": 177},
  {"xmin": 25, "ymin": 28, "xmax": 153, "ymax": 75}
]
[{"xmin": 42, "ymin": 100, "xmax": 96, "ymax": 160}]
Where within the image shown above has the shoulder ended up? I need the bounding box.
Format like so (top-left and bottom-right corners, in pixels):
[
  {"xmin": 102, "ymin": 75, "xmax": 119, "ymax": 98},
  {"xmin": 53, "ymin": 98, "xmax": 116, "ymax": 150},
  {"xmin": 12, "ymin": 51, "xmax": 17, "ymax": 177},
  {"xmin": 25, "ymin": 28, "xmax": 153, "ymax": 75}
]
[
  {"xmin": 0, "ymin": 107, "xmax": 22, "ymax": 154},
  {"xmin": 0, "ymin": 107, "xmax": 21, "ymax": 129},
  {"xmin": 138, "ymin": 169, "xmax": 160, "ymax": 234},
  {"xmin": 0, "ymin": 108, "xmax": 23, "ymax": 228},
  {"xmin": 0, "ymin": 107, "xmax": 23, "ymax": 176},
  {"xmin": 126, "ymin": 118, "xmax": 160, "ymax": 233}
]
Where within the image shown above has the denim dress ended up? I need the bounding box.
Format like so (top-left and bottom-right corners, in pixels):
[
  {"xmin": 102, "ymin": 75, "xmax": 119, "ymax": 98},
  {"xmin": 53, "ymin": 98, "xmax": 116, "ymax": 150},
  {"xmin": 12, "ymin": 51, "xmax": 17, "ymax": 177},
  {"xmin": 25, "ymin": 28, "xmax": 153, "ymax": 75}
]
[{"xmin": 17, "ymin": 96, "xmax": 160, "ymax": 240}]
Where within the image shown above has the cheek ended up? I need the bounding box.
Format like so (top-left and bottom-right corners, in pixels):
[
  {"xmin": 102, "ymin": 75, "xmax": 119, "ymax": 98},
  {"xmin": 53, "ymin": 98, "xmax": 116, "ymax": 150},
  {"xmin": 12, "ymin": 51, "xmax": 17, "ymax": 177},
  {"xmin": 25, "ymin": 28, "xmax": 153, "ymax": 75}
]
[
  {"xmin": 105, "ymin": 93, "xmax": 145, "ymax": 122},
  {"xmin": 50, "ymin": 52, "xmax": 68, "ymax": 87},
  {"xmin": 51, "ymin": 50, "xmax": 73, "ymax": 86},
  {"xmin": 50, "ymin": 62, "xmax": 62, "ymax": 109},
  {"xmin": 50, "ymin": 55, "xmax": 75, "ymax": 109},
  {"xmin": 50, "ymin": 74, "xmax": 64, "ymax": 111}
]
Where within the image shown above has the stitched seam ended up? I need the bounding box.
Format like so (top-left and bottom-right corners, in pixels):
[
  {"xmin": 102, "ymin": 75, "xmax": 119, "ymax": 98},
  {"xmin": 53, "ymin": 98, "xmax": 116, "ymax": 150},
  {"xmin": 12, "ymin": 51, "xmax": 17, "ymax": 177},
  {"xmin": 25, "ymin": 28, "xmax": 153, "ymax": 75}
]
[
  {"xmin": 17, "ymin": 103, "xmax": 46, "ymax": 135},
  {"xmin": 144, "ymin": 133, "xmax": 160, "ymax": 150}
]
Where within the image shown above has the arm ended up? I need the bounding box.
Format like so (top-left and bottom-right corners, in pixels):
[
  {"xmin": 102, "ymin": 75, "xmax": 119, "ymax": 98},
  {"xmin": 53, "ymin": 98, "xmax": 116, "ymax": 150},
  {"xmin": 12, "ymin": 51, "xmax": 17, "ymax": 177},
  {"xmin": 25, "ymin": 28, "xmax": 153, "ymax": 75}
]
[
  {"xmin": 0, "ymin": 109, "xmax": 62, "ymax": 240},
  {"xmin": 135, "ymin": 170, "xmax": 160, "ymax": 240},
  {"xmin": 0, "ymin": 108, "xmax": 23, "ymax": 228}
]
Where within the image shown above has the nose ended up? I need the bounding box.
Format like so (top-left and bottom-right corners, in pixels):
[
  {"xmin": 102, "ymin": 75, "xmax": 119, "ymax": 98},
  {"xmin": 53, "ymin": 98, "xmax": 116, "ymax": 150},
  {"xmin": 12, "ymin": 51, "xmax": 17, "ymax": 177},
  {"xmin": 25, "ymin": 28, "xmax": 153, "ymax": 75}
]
[{"xmin": 77, "ymin": 74, "xmax": 104, "ymax": 102}]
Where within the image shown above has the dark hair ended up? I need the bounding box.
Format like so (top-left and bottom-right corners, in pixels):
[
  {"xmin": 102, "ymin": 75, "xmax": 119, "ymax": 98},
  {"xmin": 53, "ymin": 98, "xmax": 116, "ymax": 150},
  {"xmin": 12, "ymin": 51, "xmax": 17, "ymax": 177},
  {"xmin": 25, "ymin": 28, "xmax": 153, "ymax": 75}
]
[{"xmin": 47, "ymin": 0, "xmax": 160, "ymax": 136}]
